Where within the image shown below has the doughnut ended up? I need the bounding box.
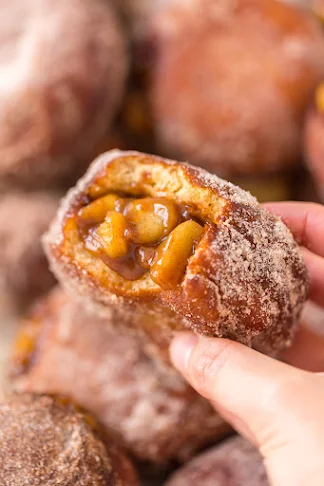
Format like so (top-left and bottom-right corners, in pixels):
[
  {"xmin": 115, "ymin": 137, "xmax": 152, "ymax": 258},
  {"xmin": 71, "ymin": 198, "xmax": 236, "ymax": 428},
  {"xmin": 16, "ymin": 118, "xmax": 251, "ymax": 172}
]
[
  {"xmin": 0, "ymin": 0, "xmax": 128, "ymax": 189},
  {"xmin": 150, "ymin": 0, "xmax": 324, "ymax": 176},
  {"xmin": 0, "ymin": 393, "xmax": 139, "ymax": 486},
  {"xmin": 304, "ymin": 83, "xmax": 324, "ymax": 198},
  {"xmin": 10, "ymin": 289, "xmax": 230, "ymax": 463},
  {"xmin": 44, "ymin": 150, "xmax": 308, "ymax": 355},
  {"xmin": 164, "ymin": 436, "xmax": 269, "ymax": 486},
  {"xmin": 0, "ymin": 191, "xmax": 59, "ymax": 304}
]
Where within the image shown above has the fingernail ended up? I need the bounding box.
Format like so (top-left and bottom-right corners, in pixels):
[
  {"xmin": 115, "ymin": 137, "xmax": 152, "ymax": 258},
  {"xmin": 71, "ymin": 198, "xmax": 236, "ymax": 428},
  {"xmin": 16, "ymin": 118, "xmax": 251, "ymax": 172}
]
[{"xmin": 170, "ymin": 332, "xmax": 198, "ymax": 372}]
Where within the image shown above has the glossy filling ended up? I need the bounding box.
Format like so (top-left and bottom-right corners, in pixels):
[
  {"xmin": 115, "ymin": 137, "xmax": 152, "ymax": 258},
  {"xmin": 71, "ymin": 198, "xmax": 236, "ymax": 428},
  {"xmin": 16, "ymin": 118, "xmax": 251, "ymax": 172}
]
[{"xmin": 77, "ymin": 193, "xmax": 205, "ymax": 289}]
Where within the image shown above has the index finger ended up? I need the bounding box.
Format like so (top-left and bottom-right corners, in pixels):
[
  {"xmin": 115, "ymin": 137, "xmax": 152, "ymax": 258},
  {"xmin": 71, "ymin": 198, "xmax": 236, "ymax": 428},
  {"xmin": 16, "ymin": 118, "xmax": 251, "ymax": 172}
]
[{"xmin": 264, "ymin": 202, "xmax": 324, "ymax": 258}]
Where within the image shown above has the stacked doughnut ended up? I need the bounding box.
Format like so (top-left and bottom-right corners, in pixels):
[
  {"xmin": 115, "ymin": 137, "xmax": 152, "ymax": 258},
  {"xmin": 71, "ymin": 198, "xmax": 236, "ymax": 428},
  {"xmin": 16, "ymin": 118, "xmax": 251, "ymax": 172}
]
[
  {"xmin": 0, "ymin": 0, "xmax": 128, "ymax": 306},
  {"xmin": 3, "ymin": 148, "xmax": 308, "ymax": 483},
  {"xmin": 1, "ymin": 0, "xmax": 323, "ymax": 306},
  {"xmin": 164, "ymin": 437, "xmax": 269, "ymax": 486},
  {"xmin": 0, "ymin": 394, "xmax": 139, "ymax": 486}
]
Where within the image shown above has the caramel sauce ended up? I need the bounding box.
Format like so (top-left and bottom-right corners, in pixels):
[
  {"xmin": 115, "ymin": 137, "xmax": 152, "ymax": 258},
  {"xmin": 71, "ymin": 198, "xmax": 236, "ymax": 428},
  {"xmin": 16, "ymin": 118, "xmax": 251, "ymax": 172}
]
[{"xmin": 77, "ymin": 192, "xmax": 205, "ymax": 287}]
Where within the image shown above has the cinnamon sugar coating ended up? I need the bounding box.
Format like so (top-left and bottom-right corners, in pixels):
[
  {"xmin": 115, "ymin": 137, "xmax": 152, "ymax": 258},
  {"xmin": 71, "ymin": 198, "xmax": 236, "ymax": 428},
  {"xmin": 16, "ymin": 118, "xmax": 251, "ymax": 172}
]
[
  {"xmin": 0, "ymin": 0, "xmax": 128, "ymax": 189},
  {"xmin": 0, "ymin": 393, "xmax": 139, "ymax": 486},
  {"xmin": 44, "ymin": 150, "xmax": 308, "ymax": 354},
  {"xmin": 150, "ymin": 0, "xmax": 324, "ymax": 176},
  {"xmin": 0, "ymin": 191, "xmax": 59, "ymax": 303},
  {"xmin": 165, "ymin": 436, "xmax": 269, "ymax": 486},
  {"xmin": 11, "ymin": 289, "xmax": 229, "ymax": 463}
]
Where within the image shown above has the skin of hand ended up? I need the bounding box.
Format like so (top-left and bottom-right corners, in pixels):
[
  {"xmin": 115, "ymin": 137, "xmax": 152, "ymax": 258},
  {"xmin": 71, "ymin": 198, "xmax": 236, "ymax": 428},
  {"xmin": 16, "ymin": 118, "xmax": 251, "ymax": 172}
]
[{"xmin": 170, "ymin": 202, "xmax": 324, "ymax": 486}]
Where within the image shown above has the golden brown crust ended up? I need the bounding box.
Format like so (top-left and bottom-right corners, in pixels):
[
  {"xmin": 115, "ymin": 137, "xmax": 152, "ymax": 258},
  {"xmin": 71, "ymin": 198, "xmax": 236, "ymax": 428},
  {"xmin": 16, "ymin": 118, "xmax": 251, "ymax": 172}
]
[
  {"xmin": 44, "ymin": 150, "xmax": 308, "ymax": 354},
  {"xmin": 150, "ymin": 0, "xmax": 324, "ymax": 176},
  {"xmin": 10, "ymin": 289, "xmax": 230, "ymax": 463},
  {"xmin": 0, "ymin": 393, "xmax": 139, "ymax": 486},
  {"xmin": 0, "ymin": 0, "xmax": 128, "ymax": 189},
  {"xmin": 164, "ymin": 436, "xmax": 269, "ymax": 486}
]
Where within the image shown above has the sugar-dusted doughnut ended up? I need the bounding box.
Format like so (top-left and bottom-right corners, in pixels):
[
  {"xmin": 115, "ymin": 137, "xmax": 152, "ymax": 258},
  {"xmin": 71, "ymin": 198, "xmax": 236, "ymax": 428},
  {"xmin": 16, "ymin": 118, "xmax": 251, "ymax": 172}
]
[
  {"xmin": 0, "ymin": 0, "xmax": 128, "ymax": 189},
  {"xmin": 0, "ymin": 393, "xmax": 139, "ymax": 486},
  {"xmin": 164, "ymin": 436, "xmax": 269, "ymax": 486},
  {"xmin": 44, "ymin": 150, "xmax": 308, "ymax": 354},
  {"xmin": 150, "ymin": 0, "xmax": 324, "ymax": 176},
  {"xmin": 11, "ymin": 289, "xmax": 229, "ymax": 463},
  {"xmin": 0, "ymin": 191, "xmax": 59, "ymax": 304}
]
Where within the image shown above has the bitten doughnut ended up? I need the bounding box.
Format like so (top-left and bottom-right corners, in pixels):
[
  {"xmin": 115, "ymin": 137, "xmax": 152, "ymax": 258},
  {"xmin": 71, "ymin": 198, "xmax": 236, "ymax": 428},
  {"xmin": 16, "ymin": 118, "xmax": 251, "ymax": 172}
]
[
  {"xmin": 11, "ymin": 289, "xmax": 229, "ymax": 463},
  {"xmin": 0, "ymin": 191, "xmax": 59, "ymax": 304},
  {"xmin": 0, "ymin": 393, "xmax": 139, "ymax": 486},
  {"xmin": 44, "ymin": 150, "xmax": 308, "ymax": 355},
  {"xmin": 304, "ymin": 83, "xmax": 324, "ymax": 198},
  {"xmin": 0, "ymin": 0, "xmax": 128, "ymax": 189},
  {"xmin": 150, "ymin": 0, "xmax": 324, "ymax": 176},
  {"xmin": 164, "ymin": 436, "xmax": 269, "ymax": 486}
]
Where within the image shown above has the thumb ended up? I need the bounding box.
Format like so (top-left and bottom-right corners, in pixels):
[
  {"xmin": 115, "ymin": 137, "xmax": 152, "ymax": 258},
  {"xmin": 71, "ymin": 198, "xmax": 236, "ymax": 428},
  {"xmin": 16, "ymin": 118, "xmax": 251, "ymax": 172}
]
[
  {"xmin": 170, "ymin": 333, "xmax": 324, "ymax": 485},
  {"xmin": 169, "ymin": 332, "xmax": 320, "ymax": 449}
]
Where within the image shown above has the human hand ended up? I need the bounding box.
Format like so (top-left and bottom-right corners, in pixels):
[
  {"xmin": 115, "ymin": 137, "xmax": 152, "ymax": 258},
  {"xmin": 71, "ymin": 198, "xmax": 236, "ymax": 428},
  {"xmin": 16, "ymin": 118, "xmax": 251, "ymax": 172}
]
[
  {"xmin": 265, "ymin": 202, "xmax": 324, "ymax": 372},
  {"xmin": 170, "ymin": 202, "xmax": 324, "ymax": 485},
  {"xmin": 170, "ymin": 335, "xmax": 324, "ymax": 485}
]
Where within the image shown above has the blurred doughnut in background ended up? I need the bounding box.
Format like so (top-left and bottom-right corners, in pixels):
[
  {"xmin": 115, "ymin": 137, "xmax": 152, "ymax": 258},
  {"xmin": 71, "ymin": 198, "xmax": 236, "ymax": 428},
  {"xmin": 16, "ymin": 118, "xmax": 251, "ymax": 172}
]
[
  {"xmin": 0, "ymin": 393, "xmax": 140, "ymax": 486},
  {"xmin": 164, "ymin": 436, "xmax": 269, "ymax": 486},
  {"xmin": 0, "ymin": 0, "xmax": 323, "ymax": 484},
  {"xmin": 0, "ymin": 0, "xmax": 129, "ymax": 189},
  {"xmin": 0, "ymin": 191, "xmax": 59, "ymax": 307},
  {"xmin": 10, "ymin": 288, "xmax": 231, "ymax": 464},
  {"xmin": 149, "ymin": 0, "xmax": 324, "ymax": 177}
]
